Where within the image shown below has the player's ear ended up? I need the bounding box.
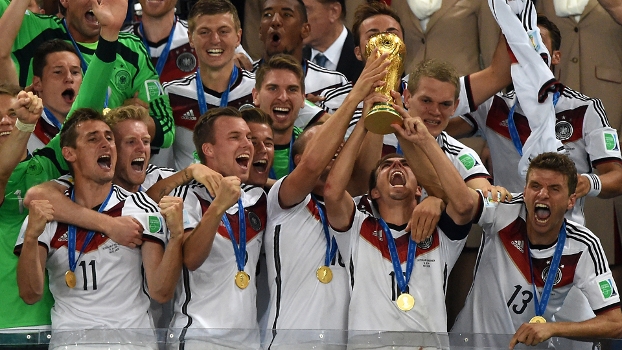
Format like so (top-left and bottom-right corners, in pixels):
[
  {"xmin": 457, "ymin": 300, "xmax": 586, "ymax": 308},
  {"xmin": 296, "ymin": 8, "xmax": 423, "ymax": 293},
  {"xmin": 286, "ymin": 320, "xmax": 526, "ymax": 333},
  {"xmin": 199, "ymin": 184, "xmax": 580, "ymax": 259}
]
[
  {"xmin": 354, "ymin": 46, "xmax": 363, "ymax": 61},
  {"xmin": 202, "ymin": 143, "xmax": 214, "ymax": 159},
  {"xmin": 62, "ymin": 146, "xmax": 76, "ymax": 163},
  {"xmin": 371, "ymin": 187, "xmax": 380, "ymax": 199}
]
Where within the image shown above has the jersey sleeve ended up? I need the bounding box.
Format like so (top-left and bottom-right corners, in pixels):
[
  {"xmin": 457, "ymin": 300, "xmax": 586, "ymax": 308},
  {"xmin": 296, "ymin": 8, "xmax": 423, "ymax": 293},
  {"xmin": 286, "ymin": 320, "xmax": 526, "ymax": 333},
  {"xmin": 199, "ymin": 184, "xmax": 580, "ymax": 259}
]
[
  {"xmin": 453, "ymin": 75, "xmax": 478, "ymax": 116},
  {"xmin": 266, "ymin": 177, "xmax": 312, "ymax": 220},
  {"xmin": 181, "ymin": 186, "xmax": 203, "ymax": 231},
  {"xmin": 293, "ymin": 100, "xmax": 326, "ymax": 129},
  {"xmin": 14, "ymin": 216, "xmax": 55, "ymax": 254},
  {"xmin": 573, "ymin": 232, "xmax": 621, "ymax": 313},
  {"xmin": 318, "ymin": 81, "xmax": 353, "ymax": 115},
  {"xmin": 125, "ymin": 192, "xmax": 168, "ymax": 246},
  {"xmin": 329, "ymin": 200, "xmax": 363, "ymax": 267},
  {"xmin": 582, "ymin": 100, "xmax": 622, "ymax": 166}
]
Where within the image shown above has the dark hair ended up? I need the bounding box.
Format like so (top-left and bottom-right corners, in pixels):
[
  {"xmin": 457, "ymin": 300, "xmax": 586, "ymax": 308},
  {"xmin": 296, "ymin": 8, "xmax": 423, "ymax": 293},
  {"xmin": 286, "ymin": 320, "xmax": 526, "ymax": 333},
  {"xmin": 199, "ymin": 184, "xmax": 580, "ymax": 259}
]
[
  {"xmin": 263, "ymin": 0, "xmax": 308, "ymax": 23},
  {"xmin": 192, "ymin": 106, "xmax": 242, "ymax": 164},
  {"xmin": 241, "ymin": 107, "xmax": 273, "ymax": 126},
  {"xmin": 60, "ymin": 108, "xmax": 107, "ymax": 149},
  {"xmin": 351, "ymin": 1, "xmax": 404, "ymax": 47},
  {"xmin": 407, "ymin": 59, "xmax": 460, "ymax": 101},
  {"xmin": 527, "ymin": 152, "xmax": 578, "ymax": 195},
  {"xmin": 32, "ymin": 39, "xmax": 79, "ymax": 78},
  {"xmin": 255, "ymin": 54, "xmax": 305, "ymax": 93},
  {"xmin": 368, "ymin": 153, "xmax": 403, "ymax": 193},
  {"xmin": 188, "ymin": 0, "xmax": 241, "ymax": 32},
  {"xmin": 0, "ymin": 83, "xmax": 21, "ymax": 98},
  {"xmin": 537, "ymin": 15, "xmax": 561, "ymax": 51}
]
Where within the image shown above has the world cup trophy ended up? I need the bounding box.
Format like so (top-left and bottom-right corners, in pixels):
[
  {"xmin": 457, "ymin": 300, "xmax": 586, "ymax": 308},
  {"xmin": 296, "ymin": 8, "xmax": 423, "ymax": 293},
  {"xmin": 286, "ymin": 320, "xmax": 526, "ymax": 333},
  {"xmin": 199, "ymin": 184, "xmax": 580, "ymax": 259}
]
[{"xmin": 364, "ymin": 32, "xmax": 406, "ymax": 134}]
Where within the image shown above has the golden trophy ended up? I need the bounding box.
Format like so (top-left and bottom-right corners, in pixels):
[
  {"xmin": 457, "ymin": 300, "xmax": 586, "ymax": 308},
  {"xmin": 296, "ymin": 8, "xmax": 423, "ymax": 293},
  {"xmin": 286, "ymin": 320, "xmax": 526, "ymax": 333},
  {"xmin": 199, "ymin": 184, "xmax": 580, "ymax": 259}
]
[{"xmin": 364, "ymin": 32, "xmax": 406, "ymax": 135}]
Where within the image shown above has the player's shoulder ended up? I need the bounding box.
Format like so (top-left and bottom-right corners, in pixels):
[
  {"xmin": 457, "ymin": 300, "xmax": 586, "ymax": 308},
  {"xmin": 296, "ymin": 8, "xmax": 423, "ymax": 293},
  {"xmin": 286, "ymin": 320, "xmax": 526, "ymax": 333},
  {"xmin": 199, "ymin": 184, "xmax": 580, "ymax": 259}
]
[
  {"xmin": 305, "ymin": 60, "xmax": 349, "ymax": 82},
  {"xmin": 118, "ymin": 185, "xmax": 160, "ymax": 213},
  {"xmin": 163, "ymin": 72, "xmax": 197, "ymax": 90}
]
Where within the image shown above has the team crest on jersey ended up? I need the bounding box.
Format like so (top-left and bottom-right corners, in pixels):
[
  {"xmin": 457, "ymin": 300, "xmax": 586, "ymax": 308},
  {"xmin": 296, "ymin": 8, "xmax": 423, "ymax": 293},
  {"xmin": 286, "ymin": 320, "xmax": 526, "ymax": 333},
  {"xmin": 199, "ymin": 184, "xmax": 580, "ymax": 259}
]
[
  {"xmin": 26, "ymin": 162, "xmax": 43, "ymax": 175},
  {"xmin": 248, "ymin": 212, "xmax": 262, "ymax": 231},
  {"xmin": 114, "ymin": 69, "xmax": 131, "ymax": 91},
  {"xmin": 511, "ymin": 240, "xmax": 524, "ymax": 253},
  {"xmin": 604, "ymin": 132, "xmax": 620, "ymax": 151},
  {"xmin": 176, "ymin": 52, "xmax": 197, "ymax": 72},
  {"xmin": 555, "ymin": 120, "xmax": 573, "ymax": 141},
  {"xmin": 417, "ymin": 235, "xmax": 433, "ymax": 249},
  {"xmin": 541, "ymin": 265, "xmax": 562, "ymax": 286},
  {"xmin": 599, "ymin": 279, "xmax": 618, "ymax": 300}
]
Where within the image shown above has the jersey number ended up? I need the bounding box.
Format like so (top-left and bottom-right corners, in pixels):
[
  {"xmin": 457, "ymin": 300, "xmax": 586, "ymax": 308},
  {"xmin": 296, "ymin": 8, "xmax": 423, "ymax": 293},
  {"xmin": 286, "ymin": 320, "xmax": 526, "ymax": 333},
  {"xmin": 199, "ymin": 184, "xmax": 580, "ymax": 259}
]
[
  {"xmin": 79, "ymin": 260, "xmax": 98, "ymax": 290},
  {"xmin": 507, "ymin": 285, "xmax": 533, "ymax": 314},
  {"xmin": 389, "ymin": 271, "xmax": 410, "ymax": 301}
]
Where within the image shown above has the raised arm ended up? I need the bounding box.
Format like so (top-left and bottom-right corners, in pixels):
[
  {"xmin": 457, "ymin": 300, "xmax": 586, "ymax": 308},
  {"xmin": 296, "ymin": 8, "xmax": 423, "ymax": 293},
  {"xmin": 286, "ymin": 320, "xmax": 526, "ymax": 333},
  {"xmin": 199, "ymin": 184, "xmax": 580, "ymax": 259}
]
[
  {"xmin": 16, "ymin": 200, "xmax": 53, "ymax": 304},
  {"xmin": 0, "ymin": 0, "xmax": 29, "ymax": 85},
  {"xmin": 146, "ymin": 163, "xmax": 222, "ymax": 203},
  {"xmin": 467, "ymin": 32, "xmax": 511, "ymax": 108},
  {"xmin": 278, "ymin": 50, "xmax": 389, "ymax": 208},
  {"xmin": 0, "ymin": 91, "xmax": 42, "ymax": 202},
  {"xmin": 392, "ymin": 105, "xmax": 479, "ymax": 225},
  {"xmin": 142, "ymin": 196, "xmax": 184, "ymax": 303},
  {"xmin": 183, "ymin": 176, "xmax": 241, "ymax": 271}
]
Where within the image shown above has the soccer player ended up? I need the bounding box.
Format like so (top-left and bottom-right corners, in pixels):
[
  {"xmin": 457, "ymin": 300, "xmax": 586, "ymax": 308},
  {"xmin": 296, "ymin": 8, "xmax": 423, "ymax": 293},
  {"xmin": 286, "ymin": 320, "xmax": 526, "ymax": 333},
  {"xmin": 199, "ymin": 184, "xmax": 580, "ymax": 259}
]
[
  {"xmin": 446, "ymin": 15, "xmax": 622, "ymax": 226},
  {"xmin": 15, "ymin": 109, "xmax": 183, "ymax": 345},
  {"xmin": 28, "ymin": 40, "xmax": 82, "ymax": 151},
  {"xmin": 323, "ymin": 96, "xmax": 479, "ymax": 338},
  {"xmin": 263, "ymin": 51, "xmax": 388, "ymax": 346},
  {"xmin": 452, "ymin": 153, "xmax": 622, "ymax": 349},
  {"xmin": 162, "ymin": 0, "xmax": 255, "ymax": 170},
  {"xmin": 168, "ymin": 107, "xmax": 267, "ymax": 349},
  {"xmin": 0, "ymin": 0, "xmax": 174, "ymax": 151},
  {"xmin": 241, "ymin": 107, "xmax": 275, "ymax": 188},
  {"xmin": 255, "ymin": 0, "xmax": 352, "ymax": 122}
]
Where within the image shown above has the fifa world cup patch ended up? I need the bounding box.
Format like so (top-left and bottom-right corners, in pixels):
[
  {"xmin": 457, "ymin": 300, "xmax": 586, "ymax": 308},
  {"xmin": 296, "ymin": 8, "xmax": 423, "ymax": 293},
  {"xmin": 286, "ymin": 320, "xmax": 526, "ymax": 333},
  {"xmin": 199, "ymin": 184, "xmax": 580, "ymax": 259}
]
[
  {"xmin": 604, "ymin": 132, "xmax": 620, "ymax": 152},
  {"xmin": 458, "ymin": 154, "xmax": 478, "ymax": 170},
  {"xmin": 149, "ymin": 215, "xmax": 162, "ymax": 233},
  {"xmin": 598, "ymin": 278, "xmax": 618, "ymax": 301}
]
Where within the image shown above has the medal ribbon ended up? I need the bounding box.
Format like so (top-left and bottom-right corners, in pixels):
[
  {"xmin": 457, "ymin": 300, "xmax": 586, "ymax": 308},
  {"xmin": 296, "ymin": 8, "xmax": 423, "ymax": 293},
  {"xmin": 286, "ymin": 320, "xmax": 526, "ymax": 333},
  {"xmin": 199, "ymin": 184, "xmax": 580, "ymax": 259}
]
[
  {"xmin": 507, "ymin": 91, "xmax": 560, "ymax": 156},
  {"xmin": 43, "ymin": 107, "xmax": 62, "ymax": 130},
  {"xmin": 378, "ymin": 218, "xmax": 416, "ymax": 294},
  {"xmin": 269, "ymin": 132, "xmax": 296, "ymax": 179},
  {"xmin": 196, "ymin": 65, "xmax": 239, "ymax": 115},
  {"xmin": 139, "ymin": 17, "xmax": 177, "ymax": 76},
  {"xmin": 221, "ymin": 198, "xmax": 247, "ymax": 272},
  {"xmin": 527, "ymin": 221, "xmax": 567, "ymax": 317},
  {"xmin": 67, "ymin": 186, "xmax": 114, "ymax": 273},
  {"xmin": 311, "ymin": 196, "xmax": 338, "ymax": 267}
]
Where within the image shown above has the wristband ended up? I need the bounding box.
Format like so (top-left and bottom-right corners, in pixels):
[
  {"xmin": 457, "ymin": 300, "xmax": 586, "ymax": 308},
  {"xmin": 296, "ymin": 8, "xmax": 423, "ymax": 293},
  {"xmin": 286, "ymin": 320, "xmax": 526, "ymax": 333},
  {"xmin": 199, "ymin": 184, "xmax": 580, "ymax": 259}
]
[
  {"xmin": 581, "ymin": 173, "xmax": 602, "ymax": 197},
  {"xmin": 15, "ymin": 119, "xmax": 36, "ymax": 133}
]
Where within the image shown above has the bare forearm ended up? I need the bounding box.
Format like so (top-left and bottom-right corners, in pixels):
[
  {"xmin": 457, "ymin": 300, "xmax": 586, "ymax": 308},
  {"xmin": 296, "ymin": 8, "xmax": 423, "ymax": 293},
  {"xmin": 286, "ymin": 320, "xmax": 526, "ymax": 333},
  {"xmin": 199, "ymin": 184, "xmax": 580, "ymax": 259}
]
[
  {"xmin": 348, "ymin": 132, "xmax": 383, "ymax": 197},
  {"xmin": 146, "ymin": 167, "xmax": 193, "ymax": 203},
  {"xmin": 17, "ymin": 238, "xmax": 45, "ymax": 304},
  {"xmin": 598, "ymin": 165, "xmax": 622, "ymax": 199},
  {"xmin": 397, "ymin": 136, "xmax": 446, "ymax": 200},
  {"xmin": 144, "ymin": 236, "xmax": 183, "ymax": 303}
]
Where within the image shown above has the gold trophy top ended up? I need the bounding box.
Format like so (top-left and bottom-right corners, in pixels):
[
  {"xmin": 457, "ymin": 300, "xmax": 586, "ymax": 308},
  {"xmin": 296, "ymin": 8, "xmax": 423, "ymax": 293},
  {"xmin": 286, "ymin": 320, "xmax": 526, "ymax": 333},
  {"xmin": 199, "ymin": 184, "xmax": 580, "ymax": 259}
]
[{"xmin": 364, "ymin": 32, "xmax": 406, "ymax": 95}]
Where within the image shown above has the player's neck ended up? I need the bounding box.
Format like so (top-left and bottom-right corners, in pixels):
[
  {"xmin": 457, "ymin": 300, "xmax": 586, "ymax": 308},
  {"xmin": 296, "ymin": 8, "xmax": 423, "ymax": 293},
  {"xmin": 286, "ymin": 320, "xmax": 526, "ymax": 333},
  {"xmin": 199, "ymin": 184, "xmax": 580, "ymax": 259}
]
[
  {"xmin": 66, "ymin": 22, "xmax": 98, "ymax": 44},
  {"xmin": 140, "ymin": 12, "xmax": 176, "ymax": 43},
  {"xmin": 199, "ymin": 61, "xmax": 236, "ymax": 93},
  {"xmin": 526, "ymin": 223, "xmax": 562, "ymax": 246},
  {"xmin": 113, "ymin": 176, "xmax": 140, "ymax": 193},
  {"xmin": 45, "ymin": 105, "xmax": 67, "ymax": 124},
  {"xmin": 72, "ymin": 179, "xmax": 113, "ymax": 209},
  {"xmin": 377, "ymin": 200, "xmax": 414, "ymax": 227},
  {"xmin": 273, "ymin": 126, "xmax": 295, "ymax": 146}
]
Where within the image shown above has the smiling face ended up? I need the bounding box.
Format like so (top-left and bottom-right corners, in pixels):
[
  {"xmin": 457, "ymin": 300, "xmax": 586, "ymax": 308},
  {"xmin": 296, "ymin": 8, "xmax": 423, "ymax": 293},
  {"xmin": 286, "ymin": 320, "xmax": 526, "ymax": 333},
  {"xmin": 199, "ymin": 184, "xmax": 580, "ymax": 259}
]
[
  {"xmin": 253, "ymin": 69, "xmax": 305, "ymax": 135},
  {"xmin": 354, "ymin": 14, "xmax": 403, "ymax": 62},
  {"xmin": 33, "ymin": 51, "xmax": 82, "ymax": 122},
  {"xmin": 189, "ymin": 12, "xmax": 241, "ymax": 71},
  {"xmin": 247, "ymin": 122, "xmax": 274, "ymax": 186},
  {"xmin": 259, "ymin": 0, "xmax": 310, "ymax": 59},
  {"xmin": 404, "ymin": 76, "xmax": 458, "ymax": 138},
  {"xmin": 60, "ymin": 0, "xmax": 101, "ymax": 42},
  {"xmin": 0, "ymin": 94, "xmax": 18, "ymax": 149},
  {"xmin": 202, "ymin": 116, "xmax": 253, "ymax": 181},
  {"xmin": 139, "ymin": 0, "xmax": 177, "ymax": 19},
  {"xmin": 524, "ymin": 168, "xmax": 576, "ymax": 241},
  {"xmin": 112, "ymin": 119, "xmax": 151, "ymax": 192},
  {"xmin": 371, "ymin": 156, "xmax": 420, "ymax": 203},
  {"xmin": 63, "ymin": 119, "xmax": 117, "ymax": 185}
]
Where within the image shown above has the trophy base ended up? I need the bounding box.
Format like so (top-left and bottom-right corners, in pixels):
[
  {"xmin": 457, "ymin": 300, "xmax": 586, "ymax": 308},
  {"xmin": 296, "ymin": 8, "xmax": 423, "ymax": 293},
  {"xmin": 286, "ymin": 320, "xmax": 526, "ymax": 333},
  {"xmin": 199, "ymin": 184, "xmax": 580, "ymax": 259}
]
[{"xmin": 364, "ymin": 103, "xmax": 403, "ymax": 135}]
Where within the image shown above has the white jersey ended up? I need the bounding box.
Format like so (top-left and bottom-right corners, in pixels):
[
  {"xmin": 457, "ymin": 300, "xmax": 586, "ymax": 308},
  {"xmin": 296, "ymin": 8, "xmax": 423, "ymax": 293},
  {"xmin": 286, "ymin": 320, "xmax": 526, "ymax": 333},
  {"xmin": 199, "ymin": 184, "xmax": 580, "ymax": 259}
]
[
  {"xmin": 169, "ymin": 182, "xmax": 267, "ymax": 347},
  {"xmin": 452, "ymin": 194, "xmax": 621, "ymax": 336},
  {"xmin": 252, "ymin": 59, "xmax": 349, "ymax": 127},
  {"xmin": 162, "ymin": 70, "xmax": 255, "ymax": 170},
  {"xmin": 436, "ymin": 131, "xmax": 491, "ymax": 182},
  {"xmin": 28, "ymin": 110, "xmax": 60, "ymax": 152},
  {"xmin": 263, "ymin": 178, "xmax": 349, "ymax": 344},
  {"xmin": 122, "ymin": 19, "xmax": 197, "ymax": 85},
  {"xmin": 331, "ymin": 195, "xmax": 470, "ymax": 332},
  {"xmin": 14, "ymin": 185, "xmax": 167, "ymax": 331},
  {"xmin": 457, "ymin": 82, "xmax": 622, "ymax": 224},
  {"xmin": 53, "ymin": 164, "xmax": 175, "ymax": 192}
]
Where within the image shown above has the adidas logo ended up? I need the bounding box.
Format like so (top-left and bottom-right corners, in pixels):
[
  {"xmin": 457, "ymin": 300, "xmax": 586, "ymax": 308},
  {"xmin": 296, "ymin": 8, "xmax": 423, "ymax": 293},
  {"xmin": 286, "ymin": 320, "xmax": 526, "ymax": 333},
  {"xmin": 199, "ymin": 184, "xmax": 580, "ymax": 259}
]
[
  {"xmin": 58, "ymin": 232, "xmax": 68, "ymax": 242},
  {"xmin": 511, "ymin": 240, "xmax": 524, "ymax": 253},
  {"xmin": 181, "ymin": 110, "xmax": 195, "ymax": 121}
]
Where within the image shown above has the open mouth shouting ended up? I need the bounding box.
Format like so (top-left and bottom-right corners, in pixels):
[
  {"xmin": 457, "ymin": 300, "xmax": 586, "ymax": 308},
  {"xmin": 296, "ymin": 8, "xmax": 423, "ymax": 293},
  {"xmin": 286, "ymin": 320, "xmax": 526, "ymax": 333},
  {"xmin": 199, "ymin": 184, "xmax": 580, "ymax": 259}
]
[
  {"xmin": 272, "ymin": 106, "xmax": 292, "ymax": 122},
  {"xmin": 534, "ymin": 203, "xmax": 551, "ymax": 224},
  {"xmin": 236, "ymin": 153, "xmax": 250, "ymax": 170},
  {"xmin": 97, "ymin": 154, "xmax": 112, "ymax": 170},
  {"xmin": 389, "ymin": 170, "xmax": 406, "ymax": 188},
  {"xmin": 131, "ymin": 157, "xmax": 145, "ymax": 172},
  {"xmin": 85, "ymin": 9, "xmax": 99, "ymax": 26},
  {"xmin": 61, "ymin": 89, "xmax": 76, "ymax": 105},
  {"xmin": 270, "ymin": 32, "xmax": 282, "ymax": 47},
  {"xmin": 252, "ymin": 159, "xmax": 268, "ymax": 173}
]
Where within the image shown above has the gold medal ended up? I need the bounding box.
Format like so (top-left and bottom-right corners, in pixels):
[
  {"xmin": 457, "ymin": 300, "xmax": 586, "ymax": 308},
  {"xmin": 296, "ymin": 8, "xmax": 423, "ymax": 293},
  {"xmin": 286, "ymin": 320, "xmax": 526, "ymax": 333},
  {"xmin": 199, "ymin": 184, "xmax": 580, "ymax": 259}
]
[
  {"xmin": 235, "ymin": 271, "xmax": 250, "ymax": 289},
  {"xmin": 396, "ymin": 293, "xmax": 415, "ymax": 311},
  {"xmin": 529, "ymin": 316, "xmax": 546, "ymax": 324},
  {"xmin": 65, "ymin": 270, "xmax": 76, "ymax": 289},
  {"xmin": 102, "ymin": 108, "xmax": 111, "ymax": 116},
  {"xmin": 316, "ymin": 266, "xmax": 333, "ymax": 284}
]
